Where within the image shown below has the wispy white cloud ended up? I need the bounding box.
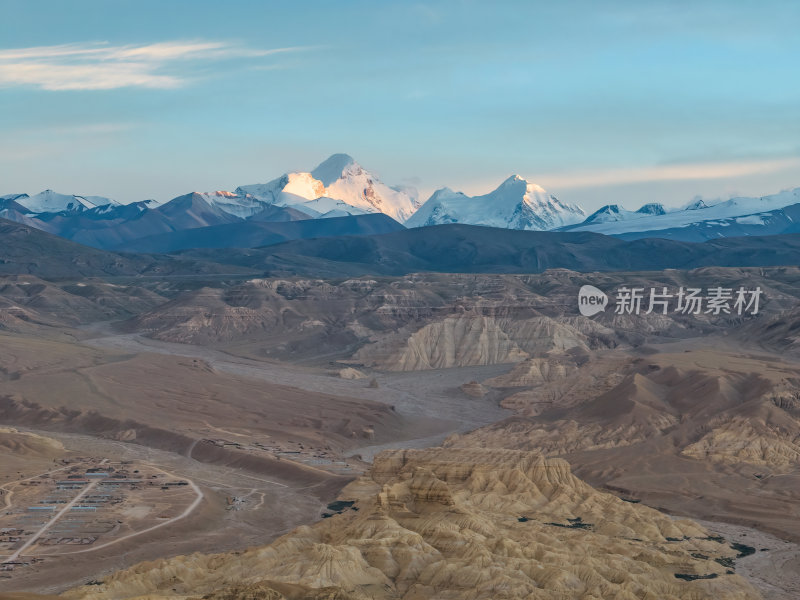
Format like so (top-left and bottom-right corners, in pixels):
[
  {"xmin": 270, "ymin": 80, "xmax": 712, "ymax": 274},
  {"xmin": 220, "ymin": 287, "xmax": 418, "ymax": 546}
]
[
  {"xmin": 0, "ymin": 41, "xmax": 309, "ymax": 91},
  {"xmin": 0, "ymin": 61, "xmax": 181, "ymax": 90},
  {"xmin": 540, "ymin": 156, "xmax": 800, "ymax": 190}
]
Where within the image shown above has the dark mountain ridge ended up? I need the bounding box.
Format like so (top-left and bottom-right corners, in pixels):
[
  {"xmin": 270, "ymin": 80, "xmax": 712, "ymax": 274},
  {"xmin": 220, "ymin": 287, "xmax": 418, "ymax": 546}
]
[
  {"xmin": 177, "ymin": 223, "xmax": 800, "ymax": 277},
  {"xmin": 0, "ymin": 218, "xmax": 256, "ymax": 280},
  {"xmin": 114, "ymin": 213, "xmax": 405, "ymax": 253},
  {"xmin": 5, "ymin": 217, "xmax": 800, "ymax": 280}
]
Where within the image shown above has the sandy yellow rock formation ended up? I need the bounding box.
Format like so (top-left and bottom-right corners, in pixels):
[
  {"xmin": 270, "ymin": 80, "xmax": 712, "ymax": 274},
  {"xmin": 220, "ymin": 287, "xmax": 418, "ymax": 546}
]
[
  {"xmin": 483, "ymin": 355, "xmax": 577, "ymax": 388},
  {"xmin": 0, "ymin": 426, "xmax": 64, "ymax": 458},
  {"xmin": 336, "ymin": 368, "xmax": 367, "ymax": 380},
  {"xmin": 367, "ymin": 316, "xmax": 529, "ymax": 371},
  {"xmin": 356, "ymin": 315, "xmax": 612, "ymax": 371},
  {"xmin": 64, "ymin": 448, "xmax": 760, "ymax": 600}
]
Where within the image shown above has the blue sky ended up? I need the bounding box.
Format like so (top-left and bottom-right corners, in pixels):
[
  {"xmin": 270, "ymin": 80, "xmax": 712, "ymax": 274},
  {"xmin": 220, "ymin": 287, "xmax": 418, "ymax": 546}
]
[{"xmin": 1, "ymin": 0, "xmax": 799, "ymax": 211}]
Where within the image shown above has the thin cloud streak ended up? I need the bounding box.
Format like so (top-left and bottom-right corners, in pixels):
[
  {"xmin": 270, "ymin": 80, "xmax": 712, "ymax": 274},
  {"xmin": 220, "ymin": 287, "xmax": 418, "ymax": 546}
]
[
  {"xmin": 541, "ymin": 157, "xmax": 800, "ymax": 190},
  {"xmin": 0, "ymin": 62, "xmax": 181, "ymax": 90},
  {"xmin": 0, "ymin": 40, "xmax": 312, "ymax": 90}
]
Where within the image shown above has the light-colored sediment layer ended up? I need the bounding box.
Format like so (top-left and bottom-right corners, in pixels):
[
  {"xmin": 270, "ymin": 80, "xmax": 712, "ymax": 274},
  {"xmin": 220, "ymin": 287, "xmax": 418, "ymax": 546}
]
[
  {"xmin": 363, "ymin": 316, "xmax": 619, "ymax": 371},
  {"xmin": 362, "ymin": 316, "xmax": 529, "ymax": 371}
]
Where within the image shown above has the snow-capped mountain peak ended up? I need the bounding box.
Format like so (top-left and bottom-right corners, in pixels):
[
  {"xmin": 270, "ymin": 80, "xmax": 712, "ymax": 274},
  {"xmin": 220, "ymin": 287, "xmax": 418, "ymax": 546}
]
[
  {"xmin": 579, "ymin": 202, "xmax": 668, "ymax": 226},
  {"xmin": 16, "ymin": 190, "xmax": 118, "ymax": 214},
  {"xmin": 636, "ymin": 203, "xmax": 666, "ymax": 216},
  {"xmin": 583, "ymin": 205, "xmax": 627, "ymax": 224},
  {"xmin": 683, "ymin": 197, "xmax": 710, "ymax": 211},
  {"xmin": 430, "ymin": 187, "xmax": 468, "ymax": 203},
  {"xmin": 406, "ymin": 176, "xmax": 586, "ymax": 230},
  {"xmin": 500, "ymin": 174, "xmax": 545, "ymax": 193},
  {"xmin": 235, "ymin": 154, "xmax": 420, "ymax": 222}
]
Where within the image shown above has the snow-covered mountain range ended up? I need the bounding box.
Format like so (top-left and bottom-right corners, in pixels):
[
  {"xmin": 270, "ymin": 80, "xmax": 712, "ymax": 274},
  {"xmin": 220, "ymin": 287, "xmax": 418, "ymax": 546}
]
[
  {"xmin": 405, "ymin": 175, "xmax": 586, "ymax": 230},
  {"xmin": 2, "ymin": 154, "xmax": 421, "ymax": 223},
  {"xmin": 3, "ymin": 154, "xmax": 800, "ymax": 249},
  {"xmin": 2, "ymin": 190, "xmax": 119, "ymax": 213},
  {"xmin": 562, "ymin": 188, "xmax": 800, "ymax": 239},
  {"xmin": 0, "ymin": 155, "xmax": 424, "ymax": 250}
]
